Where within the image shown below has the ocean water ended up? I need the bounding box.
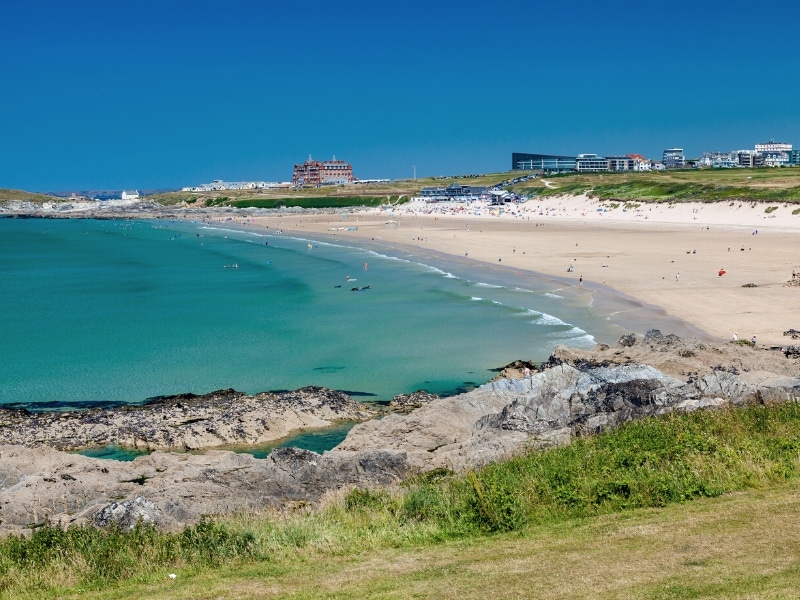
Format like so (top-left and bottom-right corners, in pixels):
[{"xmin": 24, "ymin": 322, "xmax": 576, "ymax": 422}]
[{"xmin": 0, "ymin": 217, "xmax": 626, "ymax": 409}]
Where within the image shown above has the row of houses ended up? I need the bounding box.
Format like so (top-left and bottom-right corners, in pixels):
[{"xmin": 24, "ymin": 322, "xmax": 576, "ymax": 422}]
[
  {"xmin": 513, "ymin": 140, "xmax": 797, "ymax": 173},
  {"xmin": 181, "ymin": 180, "xmax": 291, "ymax": 192},
  {"xmin": 701, "ymin": 142, "xmax": 799, "ymax": 168}
]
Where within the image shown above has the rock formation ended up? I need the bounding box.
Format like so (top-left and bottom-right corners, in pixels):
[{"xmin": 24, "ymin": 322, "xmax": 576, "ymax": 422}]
[
  {"xmin": 335, "ymin": 330, "xmax": 800, "ymax": 471},
  {"xmin": 0, "ymin": 387, "xmax": 376, "ymax": 451},
  {"xmin": 0, "ymin": 445, "xmax": 408, "ymax": 534}
]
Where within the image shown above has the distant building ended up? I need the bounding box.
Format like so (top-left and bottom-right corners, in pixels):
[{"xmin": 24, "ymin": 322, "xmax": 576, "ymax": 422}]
[
  {"xmin": 121, "ymin": 190, "xmax": 140, "ymax": 200},
  {"xmin": 293, "ymin": 156, "xmax": 353, "ymax": 186},
  {"xmin": 737, "ymin": 151, "xmax": 765, "ymax": 168},
  {"xmin": 576, "ymin": 154, "xmax": 609, "ymax": 172},
  {"xmin": 662, "ymin": 148, "xmax": 685, "ymax": 169},
  {"xmin": 755, "ymin": 140, "xmax": 792, "ymax": 153},
  {"xmin": 181, "ymin": 180, "xmax": 282, "ymax": 192},
  {"xmin": 701, "ymin": 152, "xmax": 738, "ymax": 168},
  {"xmin": 627, "ymin": 154, "xmax": 651, "ymax": 171},
  {"xmin": 607, "ymin": 156, "xmax": 634, "ymax": 171},
  {"xmin": 789, "ymin": 150, "xmax": 800, "ymax": 166},
  {"xmin": 752, "ymin": 140, "xmax": 792, "ymax": 167},
  {"xmin": 511, "ymin": 152, "xmax": 577, "ymax": 172},
  {"xmin": 417, "ymin": 183, "xmax": 489, "ymax": 201}
]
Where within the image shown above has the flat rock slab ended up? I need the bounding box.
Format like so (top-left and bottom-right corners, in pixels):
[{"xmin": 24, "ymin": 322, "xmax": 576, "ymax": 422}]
[{"xmin": 0, "ymin": 445, "xmax": 408, "ymax": 534}]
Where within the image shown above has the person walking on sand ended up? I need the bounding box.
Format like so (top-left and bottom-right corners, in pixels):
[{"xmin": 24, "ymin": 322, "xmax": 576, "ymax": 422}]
[
  {"xmin": 675, "ymin": 273, "xmax": 680, "ymax": 282},
  {"xmin": 579, "ymin": 276, "xmax": 583, "ymax": 286},
  {"xmin": 732, "ymin": 332, "xmax": 738, "ymax": 341},
  {"xmin": 751, "ymin": 335, "xmax": 757, "ymax": 345}
]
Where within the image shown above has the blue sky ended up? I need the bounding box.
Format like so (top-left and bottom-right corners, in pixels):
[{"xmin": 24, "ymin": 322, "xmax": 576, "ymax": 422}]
[{"xmin": 2, "ymin": 0, "xmax": 798, "ymax": 191}]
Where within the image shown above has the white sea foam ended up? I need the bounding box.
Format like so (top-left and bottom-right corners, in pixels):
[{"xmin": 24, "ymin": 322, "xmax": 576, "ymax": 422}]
[
  {"xmin": 474, "ymin": 282, "xmax": 503, "ymax": 289},
  {"xmin": 531, "ymin": 312, "xmax": 570, "ymax": 327},
  {"xmin": 470, "ymin": 297, "xmax": 483, "ymax": 301},
  {"xmin": 543, "ymin": 292, "xmax": 564, "ymax": 299}
]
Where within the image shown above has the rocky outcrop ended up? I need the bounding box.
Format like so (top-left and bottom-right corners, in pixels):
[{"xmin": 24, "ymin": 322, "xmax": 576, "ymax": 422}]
[
  {"xmin": 0, "ymin": 387, "xmax": 376, "ymax": 451},
  {"xmin": 0, "ymin": 444, "xmax": 408, "ymax": 535},
  {"xmin": 389, "ymin": 390, "xmax": 439, "ymax": 413},
  {"xmin": 337, "ymin": 331, "xmax": 800, "ymax": 471}
]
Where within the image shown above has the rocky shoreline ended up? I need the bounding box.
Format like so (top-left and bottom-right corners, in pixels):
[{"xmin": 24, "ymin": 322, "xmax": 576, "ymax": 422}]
[
  {"xmin": 1, "ymin": 330, "xmax": 799, "ymax": 535},
  {"xmin": 0, "ymin": 387, "xmax": 376, "ymax": 452}
]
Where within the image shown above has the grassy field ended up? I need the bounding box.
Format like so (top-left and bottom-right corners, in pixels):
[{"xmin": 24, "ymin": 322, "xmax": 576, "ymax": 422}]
[
  {"xmin": 515, "ymin": 168, "xmax": 800, "ymax": 203},
  {"xmin": 0, "ymin": 188, "xmax": 60, "ymax": 203},
  {"xmin": 2, "ymin": 401, "xmax": 800, "ymax": 599}
]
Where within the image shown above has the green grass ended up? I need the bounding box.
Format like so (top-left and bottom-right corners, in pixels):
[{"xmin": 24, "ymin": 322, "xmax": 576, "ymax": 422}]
[
  {"xmin": 228, "ymin": 196, "xmax": 409, "ymax": 209},
  {"xmin": 514, "ymin": 168, "xmax": 800, "ymax": 203},
  {"xmin": 2, "ymin": 401, "xmax": 800, "ymax": 598},
  {"xmin": 0, "ymin": 189, "xmax": 58, "ymax": 203}
]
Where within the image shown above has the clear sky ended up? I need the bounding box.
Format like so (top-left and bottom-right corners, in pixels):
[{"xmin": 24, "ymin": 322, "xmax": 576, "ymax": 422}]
[{"xmin": 2, "ymin": 0, "xmax": 798, "ymax": 191}]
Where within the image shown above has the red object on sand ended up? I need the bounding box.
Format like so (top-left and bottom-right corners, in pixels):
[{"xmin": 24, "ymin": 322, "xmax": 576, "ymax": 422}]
[{"xmin": 718, "ymin": 269, "xmax": 726, "ymax": 276}]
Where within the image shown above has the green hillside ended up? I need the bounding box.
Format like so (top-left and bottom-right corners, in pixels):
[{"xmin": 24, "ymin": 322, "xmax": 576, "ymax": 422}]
[{"xmin": 0, "ymin": 188, "xmax": 59, "ymax": 203}]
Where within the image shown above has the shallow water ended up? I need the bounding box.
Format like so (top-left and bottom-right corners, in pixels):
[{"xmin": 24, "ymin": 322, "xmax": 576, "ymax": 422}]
[
  {"xmin": 0, "ymin": 217, "xmax": 627, "ymax": 407},
  {"xmin": 73, "ymin": 422, "xmax": 356, "ymax": 461}
]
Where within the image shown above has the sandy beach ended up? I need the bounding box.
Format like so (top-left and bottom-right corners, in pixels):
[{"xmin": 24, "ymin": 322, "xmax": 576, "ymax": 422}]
[{"xmin": 250, "ymin": 195, "xmax": 800, "ymax": 347}]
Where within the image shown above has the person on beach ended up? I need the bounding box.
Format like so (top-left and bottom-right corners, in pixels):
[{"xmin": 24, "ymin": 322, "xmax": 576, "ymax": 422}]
[
  {"xmin": 732, "ymin": 332, "xmax": 738, "ymax": 341},
  {"xmin": 751, "ymin": 335, "xmax": 757, "ymax": 345},
  {"xmin": 579, "ymin": 276, "xmax": 583, "ymax": 286}
]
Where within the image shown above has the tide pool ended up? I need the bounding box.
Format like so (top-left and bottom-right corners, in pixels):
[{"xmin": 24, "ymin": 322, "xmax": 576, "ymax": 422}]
[{"xmin": 0, "ymin": 217, "xmax": 624, "ymax": 407}]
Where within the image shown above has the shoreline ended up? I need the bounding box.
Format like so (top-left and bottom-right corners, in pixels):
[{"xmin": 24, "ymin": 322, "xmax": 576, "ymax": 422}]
[{"xmin": 248, "ymin": 197, "xmax": 800, "ymax": 346}]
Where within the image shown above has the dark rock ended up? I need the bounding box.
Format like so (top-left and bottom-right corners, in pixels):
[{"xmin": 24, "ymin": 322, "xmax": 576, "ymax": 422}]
[
  {"xmin": 389, "ymin": 391, "xmax": 439, "ymax": 413},
  {"xmin": 92, "ymin": 497, "xmax": 164, "ymax": 530},
  {"xmin": 784, "ymin": 345, "xmax": 800, "ymax": 358},
  {"xmin": 618, "ymin": 333, "xmax": 637, "ymax": 347}
]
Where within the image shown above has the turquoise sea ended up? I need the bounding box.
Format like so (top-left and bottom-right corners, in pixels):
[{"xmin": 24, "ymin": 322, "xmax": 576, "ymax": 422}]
[{"xmin": 0, "ymin": 217, "xmax": 631, "ymax": 410}]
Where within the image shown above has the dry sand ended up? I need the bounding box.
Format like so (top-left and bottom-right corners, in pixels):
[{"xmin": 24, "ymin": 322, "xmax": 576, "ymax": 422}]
[{"xmin": 250, "ymin": 195, "xmax": 800, "ymax": 347}]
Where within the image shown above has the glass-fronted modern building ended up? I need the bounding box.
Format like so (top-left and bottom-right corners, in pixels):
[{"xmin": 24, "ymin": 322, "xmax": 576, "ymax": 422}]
[{"xmin": 512, "ymin": 152, "xmax": 577, "ymax": 172}]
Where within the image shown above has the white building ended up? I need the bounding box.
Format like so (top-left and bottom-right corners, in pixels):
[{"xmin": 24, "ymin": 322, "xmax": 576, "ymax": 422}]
[
  {"xmin": 755, "ymin": 140, "xmax": 792, "ymax": 153},
  {"xmin": 755, "ymin": 140, "xmax": 792, "ymax": 167},
  {"xmin": 121, "ymin": 190, "xmax": 140, "ymax": 200}
]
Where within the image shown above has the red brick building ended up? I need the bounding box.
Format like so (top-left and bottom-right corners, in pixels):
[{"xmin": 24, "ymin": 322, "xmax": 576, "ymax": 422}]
[{"xmin": 293, "ymin": 156, "xmax": 354, "ymax": 186}]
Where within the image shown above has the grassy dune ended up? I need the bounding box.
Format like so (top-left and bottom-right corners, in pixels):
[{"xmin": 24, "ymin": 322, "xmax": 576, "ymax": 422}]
[
  {"xmin": 2, "ymin": 401, "xmax": 800, "ymax": 598},
  {"xmin": 516, "ymin": 168, "xmax": 800, "ymax": 203},
  {"xmin": 0, "ymin": 189, "xmax": 59, "ymax": 203}
]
